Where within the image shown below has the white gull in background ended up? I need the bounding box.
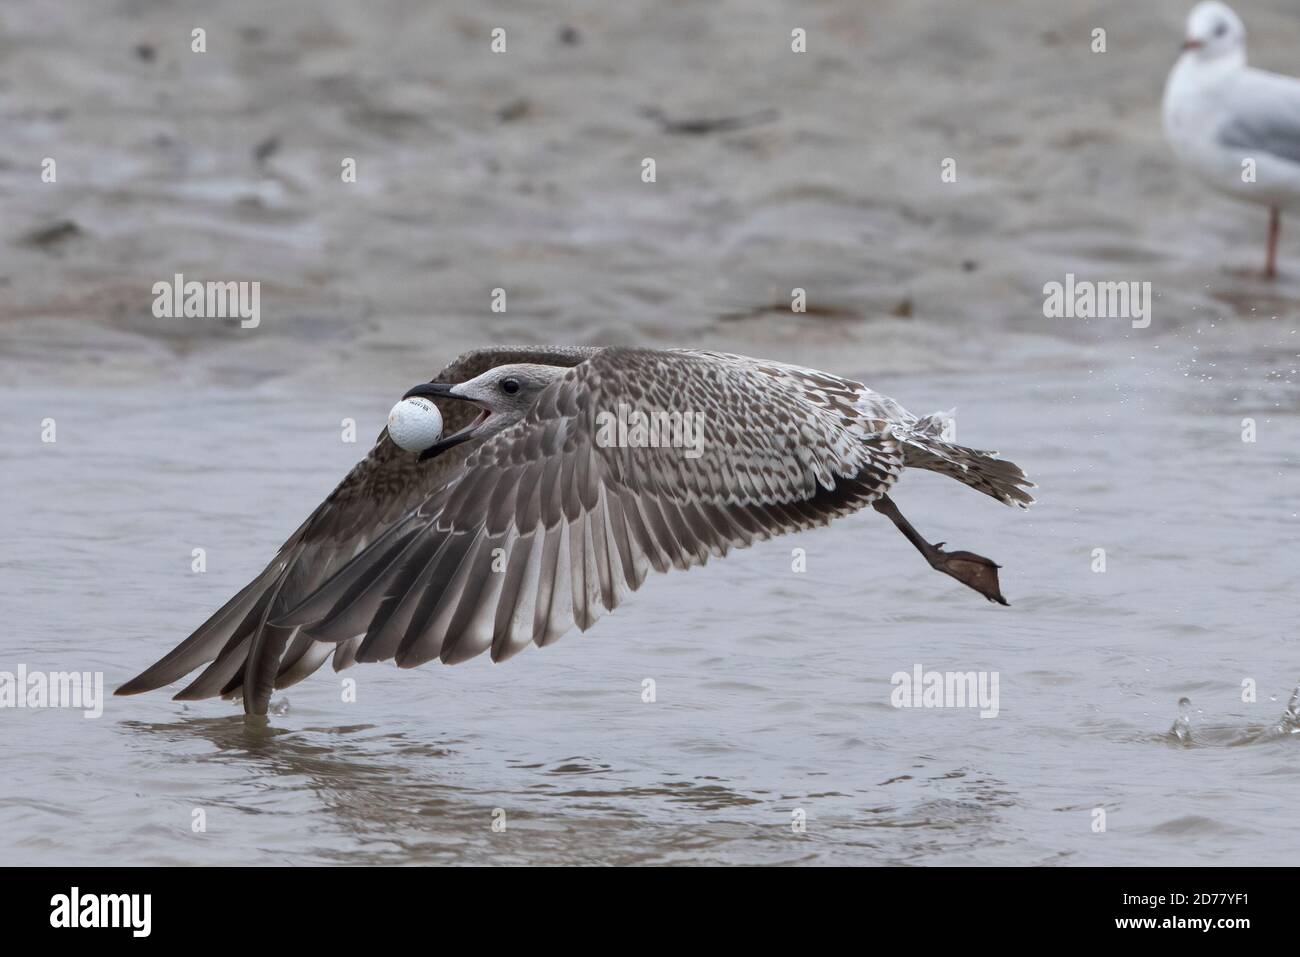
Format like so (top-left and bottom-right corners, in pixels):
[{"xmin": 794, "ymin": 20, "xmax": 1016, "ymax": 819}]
[
  {"xmin": 116, "ymin": 347, "xmax": 1034, "ymax": 716},
  {"xmin": 1163, "ymin": 1, "xmax": 1300, "ymax": 279}
]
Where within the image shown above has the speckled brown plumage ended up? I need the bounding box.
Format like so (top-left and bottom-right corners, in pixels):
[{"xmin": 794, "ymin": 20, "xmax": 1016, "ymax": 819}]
[
  {"xmin": 118, "ymin": 346, "xmax": 1034, "ymax": 715},
  {"xmin": 115, "ymin": 346, "xmax": 599, "ymax": 714}
]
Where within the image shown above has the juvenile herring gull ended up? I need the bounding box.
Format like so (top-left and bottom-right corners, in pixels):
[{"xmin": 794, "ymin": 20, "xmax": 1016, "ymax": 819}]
[
  {"xmin": 1164, "ymin": 1, "xmax": 1300, "ymax": 278},
  {"xmin": 117, "ymin": 346, "xmax": 1035, "ymax": 715}
]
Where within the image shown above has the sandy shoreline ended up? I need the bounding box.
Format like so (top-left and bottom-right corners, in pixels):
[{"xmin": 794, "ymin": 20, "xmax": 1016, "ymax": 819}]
[{"xmin": 3, "ymin": 0, "xmax": 1299, "ymax": 394}]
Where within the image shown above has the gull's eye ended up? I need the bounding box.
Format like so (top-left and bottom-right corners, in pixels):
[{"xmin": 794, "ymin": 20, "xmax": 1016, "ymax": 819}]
[
  {"xmin": 1214, "ymin": 21, "xmax": 1228, "ymax": 37},
  {"xmin": 500, "ymin": 378, "xmax": 520, "ymax": 395}
]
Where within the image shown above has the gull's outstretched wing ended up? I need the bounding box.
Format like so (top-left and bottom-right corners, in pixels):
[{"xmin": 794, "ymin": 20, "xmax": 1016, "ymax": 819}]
[
  {"xmin": 116, "ymin": 346, "xmax": 602, "ymax": 714},
  {"xmin": 275, "ymin": 347, "xmax": 905, "ymax": 669}
]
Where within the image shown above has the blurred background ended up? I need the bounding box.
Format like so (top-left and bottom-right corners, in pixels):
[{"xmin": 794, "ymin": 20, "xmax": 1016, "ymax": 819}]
[
  {"xmin": 1, "ymin": 0, "xmax": 1297, "ymax": 865},
  {"xmin": 2, "ymin": 0, "xmax": 1297, "ymax": 388}
]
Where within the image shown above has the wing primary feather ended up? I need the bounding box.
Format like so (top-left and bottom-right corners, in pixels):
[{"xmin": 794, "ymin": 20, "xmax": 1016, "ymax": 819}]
[
  {"xmin": 635, "ymin": 495, "xmax": 688, "ymax": 571},
  {"xmin": 568, "ymin": 508, "xmax": 593, "ymax": 632},
  {"xmin": 532, "ymin": 524, "xmax": 562, "ymax": 646},
  {"xmin": 491, "ymin": 531, "xmax": 538, "ymax": 661},
  {"xmin": 303, "ymin": 520, "xmax": 439, "ymax": 643},
  {"xmin": 274, "ymin": 640, "xmax": 334, "ymax": 690},
  {"xmin": 333, "ymin": 636, "xmax": 363, "ymax": 671},
  {"xmin": 588, "ymin": 491, "xmax": 617, "ymax": 611},
  {"xmin": 602, "ymin": 490, "xmax": 642, "ymax": 590},
  {"xmin": 273, "ymin": 632, "xmax": 317, "ymax": 683},
  {"xmin": 429, "ymin": 533, "xmax": 499, "ymax": 665},
  {"xmin": 539, "ymin": 523, "xmax": 575, "ymax": 646},
  {"xmin": 172, "ymin": 635, "xmax": 250, "ymax": 700},
  {"xmin": 274, "ymin": 515, "xmax": 423, "ymax": 628},
  {"xmin": 392, "ymin": 531, "xmax": 478, "ymax": 667},
  {"xmin": 439, "ymin": 532, "xmax": 512, "ymax": 665},
  {"xmin": 619, "ymin": 490, "xmax": 670, "ymax": 575},
  {"xmin": 353, "ymin": 545, "xmax": 445, "ymax": 662},
  {"xmin": 170, "ymin": 569, "xmax": 286, "ymax": 700},
  {"xmin": 116, "ymin": 548, "xmax": 297, "ymax": 696}
]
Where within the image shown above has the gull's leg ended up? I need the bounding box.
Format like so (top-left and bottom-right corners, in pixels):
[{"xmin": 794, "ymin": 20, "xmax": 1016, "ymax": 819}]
[
  {"xmin": 1265, "ymin": 207, "xmax": 1280, "ymax": 280},
  {"xmin": 871, "ymin": 495, "xmax": 1008, "ymax": 605}
]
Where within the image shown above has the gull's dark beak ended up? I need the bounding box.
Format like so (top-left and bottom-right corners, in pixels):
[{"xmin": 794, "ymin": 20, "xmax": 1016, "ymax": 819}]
[
  {"xmin": 1182, "ymin": 38, "xmax": 1204, "ymax": 51},
  {"xmin": 399, "ymin": 382, "xmax": 482, "ymax": 461},
  {"xmin": 402, "ymin": 382, "xmax": 457, "ymax": 401}
]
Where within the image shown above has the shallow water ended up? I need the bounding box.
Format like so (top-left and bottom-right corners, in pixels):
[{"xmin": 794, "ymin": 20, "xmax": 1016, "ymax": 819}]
[
  {"xmin": 3, "ymin": 0, "xmax": 1300, "ymax": 866},
  {"xmin": 3, "ymin": 332, "xmax": 1298, "ymax": 865}
]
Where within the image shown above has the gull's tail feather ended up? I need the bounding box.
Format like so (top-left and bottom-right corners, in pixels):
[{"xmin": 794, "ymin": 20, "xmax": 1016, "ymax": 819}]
[{"xmin": 897, "ymin": 416, "xmax": 1035, "ymax": 508}]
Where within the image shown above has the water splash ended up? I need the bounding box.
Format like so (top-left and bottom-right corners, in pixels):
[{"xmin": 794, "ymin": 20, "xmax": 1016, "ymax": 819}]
[
  {"xmin": 1167, "ymin": 686, "xmax": 1300, "ymax": 746},
  {"xmin": 1273, "ymin": 686, "xmax": 1300, "ymax": 736},
  {"xmin": 1169, "ymin": 697, "xmax": 1193, "ymax": 745},
  {"xmin": 269, "ymin": 697, "xmax": 291, "ymax": 717}
]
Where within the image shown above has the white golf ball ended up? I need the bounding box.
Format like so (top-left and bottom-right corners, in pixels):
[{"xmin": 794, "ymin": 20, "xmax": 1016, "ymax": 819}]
[{"xmin": 387, "ymin": 396, "xmax": 444, "ymax": 453}]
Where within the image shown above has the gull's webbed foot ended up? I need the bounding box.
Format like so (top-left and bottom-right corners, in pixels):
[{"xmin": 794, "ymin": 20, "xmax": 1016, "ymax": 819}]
[{"xmin": 924, "ymin": 544, "xmax": 1008, "ymax": 606}]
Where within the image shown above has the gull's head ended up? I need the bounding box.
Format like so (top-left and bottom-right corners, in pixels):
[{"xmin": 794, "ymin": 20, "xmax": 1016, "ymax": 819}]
[
  {"xmin": 400, "ymin": 363, "xmax": 569, "ymax": 460},
  {"xmin": 1181, "ymin": 1, "xmax": 1245, "ymax": 61}
]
